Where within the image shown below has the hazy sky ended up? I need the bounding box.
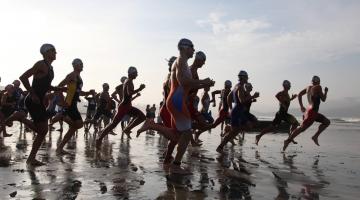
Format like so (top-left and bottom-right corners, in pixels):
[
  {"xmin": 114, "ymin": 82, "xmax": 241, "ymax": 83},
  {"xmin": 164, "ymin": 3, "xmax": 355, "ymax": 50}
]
[{"xmin": 1, "ymin": 0, "xmax": 359, "ymax": 112}]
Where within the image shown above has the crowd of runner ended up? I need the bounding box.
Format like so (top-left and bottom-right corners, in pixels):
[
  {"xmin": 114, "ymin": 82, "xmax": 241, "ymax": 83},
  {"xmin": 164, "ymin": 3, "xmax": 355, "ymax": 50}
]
[{"xmin": 0, "ymin": 40, "xmax": 330, "ymax": 174}]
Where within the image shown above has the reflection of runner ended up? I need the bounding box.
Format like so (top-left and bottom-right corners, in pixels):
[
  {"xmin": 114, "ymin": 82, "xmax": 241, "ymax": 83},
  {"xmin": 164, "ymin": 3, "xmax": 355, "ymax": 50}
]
[
  {"xmin": 283, "ymin": 76, "xmax": 330, "ymax": 151},
  {"xmin": 255, "ymin": 80, "xmax": 299, "ymax": 145}
]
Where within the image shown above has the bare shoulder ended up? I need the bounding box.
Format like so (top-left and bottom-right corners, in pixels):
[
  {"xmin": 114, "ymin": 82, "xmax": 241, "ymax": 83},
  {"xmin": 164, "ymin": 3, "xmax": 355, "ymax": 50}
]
[
  {"xmin": 177, "ymin": 57, "xmax": 187, "ymax": 68},
  {"xmin": 312, "ymin": 85, "xmax": 322, "ymax": 93},
  {"xmin": 67, "ymin": 72, "xmax": 77, "ymax": 81},
  {"xmin": 33, "ymin": 60, "xmax": 47, "ymax": 71}
]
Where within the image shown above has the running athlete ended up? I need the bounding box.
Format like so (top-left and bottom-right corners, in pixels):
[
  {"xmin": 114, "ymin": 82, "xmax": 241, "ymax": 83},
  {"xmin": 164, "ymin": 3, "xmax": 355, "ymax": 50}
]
[
  {"xmin": 84, "ymin": 91, "xmax": 97, "ymax": 131},
  {"xmin": 19, "ymin": 43, "xmax": 63, "ymax": 166},
  {"xmin": 86, "ymin": 83, "xmax": 113, "ymax": 128},
  {"xmin": 165, "ymin": 39, "xmax": 214, "ymax": 173},
  {"xmin": 0, "ymin": 84, "xmax": 16, "ymax": 137},
  {"xmin": 56, "ymin": 58, "xmax": 92, "ymax": 155},
  {"xmin": 187, "ymin": 51, "xmax": 213, "ymax": 143},
  {"xmin": 96, "ymin": 66, "xmax": 146, "ymax": 148},
  {"xmin": 194, "ymin": 80, "xmax": 232, "ymax": 137},
  {"xmin": 200, "ymin": 86, "xmax": 214, "ymax": 124},
  {"xmin": 241, "ymin": 82, "xmax": 258, "ymax": 139},
  {"xmin": 255, "ymin": 80, "xmax": 299, "ymax": 145},
  {"xmin": 216, "ymin": 70, "xmax": 259, "ymax": 153},
  {"xmin": 283, "ymin": 76, "xmax": 330, "ymax": 151}
]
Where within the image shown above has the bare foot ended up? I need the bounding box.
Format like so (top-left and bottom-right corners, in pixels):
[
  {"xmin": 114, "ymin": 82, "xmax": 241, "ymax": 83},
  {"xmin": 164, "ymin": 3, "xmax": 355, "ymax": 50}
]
[
  {"xmin": 291, "ymin": 139, "xmax": 298, "ymax": 144},
  {"xmin": 136, "ymin": 119, "xmax": 152, "ymax": 137},
  {"xmin": 26, "ymin": 159, "xmax": 45, "ymax": 166},
  {"xmin": 255, "ymin": 134, "xmax": 261, "ymax": 145},
  {"xmin": 282, "ymin": 139, "xmax": 290, "ymax": 152},
  {"xmin": 312, "ymin": 136, "xmax": 320, "ymax": 146}
]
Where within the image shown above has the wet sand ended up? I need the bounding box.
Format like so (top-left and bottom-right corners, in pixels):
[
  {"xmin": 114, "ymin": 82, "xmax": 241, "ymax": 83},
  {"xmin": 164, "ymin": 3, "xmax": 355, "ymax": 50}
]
[{"xmin": 0, "ymin": 118, "xmax": 359, "ymax": 199}]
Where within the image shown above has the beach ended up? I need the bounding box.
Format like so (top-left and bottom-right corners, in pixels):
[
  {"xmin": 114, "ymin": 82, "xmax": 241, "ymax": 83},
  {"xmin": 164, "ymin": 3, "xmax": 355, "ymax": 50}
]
[{"xmin": 0, "ymin": 117, "xmax": 359, "ymax": 199}]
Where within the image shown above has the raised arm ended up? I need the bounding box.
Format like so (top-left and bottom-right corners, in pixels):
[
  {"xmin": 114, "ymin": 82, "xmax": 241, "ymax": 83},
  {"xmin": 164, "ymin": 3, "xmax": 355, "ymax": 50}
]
[{"xmin": 211, "ymin": 90, "xmax": 221, "ymax": 107}]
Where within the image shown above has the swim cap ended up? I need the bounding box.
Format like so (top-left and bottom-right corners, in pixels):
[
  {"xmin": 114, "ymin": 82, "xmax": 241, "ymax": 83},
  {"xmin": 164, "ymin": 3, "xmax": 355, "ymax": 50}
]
[
  {"xmin": 102, "ymin": 83, "xmax": 109, "ymax": 88},
  {"xmin": 238, "ymin": 70, "xmax": 248, "ymax": 77},
  {"xmin": 40, "ymin": 43, "xmax": 55, "ymax": 55},
  {"xmin": 283, "ymin": 80, "xmax": 291, "ymax": 87},
  {"xmin": 178, "ymin": 38, "xmax": 193, "ymax": 49},
  {"xmin": 195, "ymin": 51, "xmax": 206, "ymax": 61},
  {"xmin": 12, "ymin": 80, "xmax": 20, "ymax": 86},
  {"xmin": 128, "ymin": 66, "xmax": 137, "ymax": 75},
  {"xmin": 72, "ymin": 58, "xmax": 83, "ymax": 66},
  {"xmin": 120, "ymin": 76, "xmax": 127, "ymax": 83},
  {"xmin": 225, "ymin": 80, "xmax": 232, "ymax": 87},
  {"xmin": 167, "ymin": 56, "xmax": 177, "ymax": 67},
  {"xmin": 312, "ymin": 75, "xmax": 320, "ymax": 83},
  {"xmin": 245, "ymin": 83, "xmax": 253, "ymax": 89}
]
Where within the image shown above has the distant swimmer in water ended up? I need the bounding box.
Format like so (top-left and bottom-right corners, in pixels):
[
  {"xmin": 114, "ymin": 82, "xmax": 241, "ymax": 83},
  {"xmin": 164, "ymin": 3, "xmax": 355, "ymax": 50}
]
[
  {"xmin": 255, "ymin": 80, "xmax": 299, "ymax": 145},
  {"xmin": 283, "ymin": 76, "xmax": 330, "ymax": 151}
]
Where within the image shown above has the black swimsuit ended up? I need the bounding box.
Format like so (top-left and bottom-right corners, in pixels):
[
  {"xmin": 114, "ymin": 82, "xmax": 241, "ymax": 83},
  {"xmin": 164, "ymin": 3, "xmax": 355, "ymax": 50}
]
[
  {"xmin": 64, "ymin": 75, "xmax": 83, "ymax": 121},
  {"xmin": 25, "ymin": 60, "xmax": 54, "ymax": 123}
]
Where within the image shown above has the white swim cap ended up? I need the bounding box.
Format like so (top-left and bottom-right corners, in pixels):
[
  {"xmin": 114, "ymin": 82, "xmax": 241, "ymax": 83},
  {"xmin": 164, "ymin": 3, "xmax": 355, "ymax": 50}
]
[
  {"xmin": 283, "ymin": 80, "xmax": 291, "ymax": 87},
  {"xmin": 178, "ymin": 38, "xmax": 193, "ymax": 49},
  {"xmin": 225, "ymin": 80, "xmax": 232, "ymax": 87},
  {"xmin": 72, "ymin": 58, "xmax": 83, "ymax": 66},
  {"xmin": 40, "ymin": 43, "xmax": 55, "ymax": 55},
  {"xmin": 238, "ymin": 70, "xmax": 248, "ymax": 77},
  {"xmin": 120, "ymin": 76, "xmax": 127, "ymax": 83},
  {"xmin": 312, "ymin": 75, "xmax": 320, "ymax": 83},
  {"xmin": 195, "ymin": 51, "xmax": 206, "ymax": 61},
  {"xmin": 128, "ymin": 66, "xmax": 137, "ymax": 75}
]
